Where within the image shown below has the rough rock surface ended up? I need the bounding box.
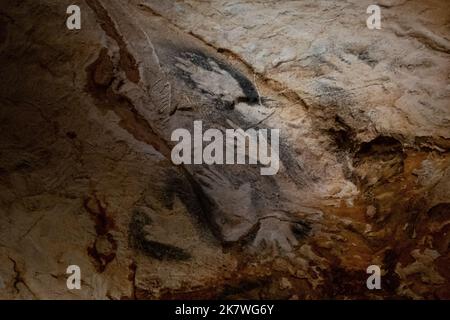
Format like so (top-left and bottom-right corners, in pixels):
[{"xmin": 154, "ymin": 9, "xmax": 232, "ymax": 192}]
[{"xmin": 0, "ymin": 0, "xmax": 449, "ymax": 299}]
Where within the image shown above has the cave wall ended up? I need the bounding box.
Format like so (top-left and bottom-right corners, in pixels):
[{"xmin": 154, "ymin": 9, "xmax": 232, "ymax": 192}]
[{"xmin": 0, "ymin": 0, "xmax": 449, "ymax": 299}]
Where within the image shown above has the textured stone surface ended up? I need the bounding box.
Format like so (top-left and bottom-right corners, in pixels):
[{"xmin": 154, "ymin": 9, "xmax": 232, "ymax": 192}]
[{"xmin": 0, "ymin": 0, "xmax": 449, "ymax": 299}]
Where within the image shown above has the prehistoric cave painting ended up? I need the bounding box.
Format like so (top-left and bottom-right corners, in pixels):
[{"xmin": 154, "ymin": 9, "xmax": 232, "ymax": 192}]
[
  {"xmin": 129, "ymin": 208, "xmax": 191, "ymax": 261},
  {"xmin": 175, "ymin": 50, "xmax": 260, "ymax": 108},
  {"xmin": 0, "ymin": 0, "xmax": 449, "ymax": 300},
  {"xmin": 83, "ymin": 0, "xmax": 319, "ymax": 253}
]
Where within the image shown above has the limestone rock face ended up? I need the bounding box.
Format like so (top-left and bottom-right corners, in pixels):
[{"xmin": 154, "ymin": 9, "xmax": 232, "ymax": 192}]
[{"xmin": 0, "ymin": 0, "xmax": 448, "ymax": 299}]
